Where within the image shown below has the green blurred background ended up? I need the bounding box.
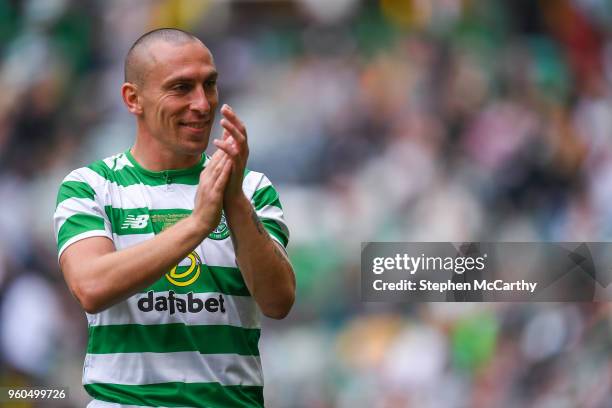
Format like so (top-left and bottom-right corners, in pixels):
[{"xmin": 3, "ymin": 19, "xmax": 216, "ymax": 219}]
[{"xmin": 0, "ymin": 0, "xmax": 610, "ymax": 407}]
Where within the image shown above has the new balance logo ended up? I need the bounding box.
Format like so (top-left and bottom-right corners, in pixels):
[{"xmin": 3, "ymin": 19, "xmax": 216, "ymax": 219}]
[{"xmin": 121, "ymin": 214, "xmax": 150, "ymax": 229}]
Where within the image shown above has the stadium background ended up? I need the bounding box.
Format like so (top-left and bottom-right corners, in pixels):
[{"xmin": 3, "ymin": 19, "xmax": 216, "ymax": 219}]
[{"xmin": 0, "ymin": 0, "xmax": 611, "ymax": 406}]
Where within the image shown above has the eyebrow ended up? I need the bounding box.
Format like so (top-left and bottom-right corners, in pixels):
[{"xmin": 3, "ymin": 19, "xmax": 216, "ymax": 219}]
[{"xmin": 163, "ymin": 71, "xmax": 218, "ymax": 87}]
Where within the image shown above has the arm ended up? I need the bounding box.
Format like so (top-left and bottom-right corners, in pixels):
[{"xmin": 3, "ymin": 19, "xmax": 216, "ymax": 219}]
[
  {"xmin": 215, "ymin": 104, "xmax": 296, "ymax": 319},
  {"xmin": 59, "ymin": 152, "xmax": 232, "ymax": 314},
  {"xmin": 226, "ymin": 195, "xmax": 295, "ymax": 319}
]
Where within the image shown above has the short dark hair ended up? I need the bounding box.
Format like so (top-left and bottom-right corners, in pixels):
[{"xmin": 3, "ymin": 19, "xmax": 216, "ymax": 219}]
[{"xmin": 124, "ymin": 28, "xmax": 201, "ymax": 86}]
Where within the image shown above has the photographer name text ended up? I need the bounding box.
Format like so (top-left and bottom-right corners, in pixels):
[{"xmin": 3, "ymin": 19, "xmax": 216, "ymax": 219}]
[
  {"xmin": 371, "ymin": 253, "xmax": 537, "ymax": 293},
  {"xmin": 373, "ymin": 279, "xmax": 537, "ymax": 293}
]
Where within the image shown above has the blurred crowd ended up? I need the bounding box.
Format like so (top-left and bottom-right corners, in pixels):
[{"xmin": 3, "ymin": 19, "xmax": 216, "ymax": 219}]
[{"xmin": 0, "ymin": 0, "xmax": 611, "ymax": 407}]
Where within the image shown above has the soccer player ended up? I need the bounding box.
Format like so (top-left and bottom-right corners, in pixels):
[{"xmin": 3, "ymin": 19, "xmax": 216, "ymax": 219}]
[{"xmin": 53, "ymin": 28, "xmax": 295, "ymax": 407}]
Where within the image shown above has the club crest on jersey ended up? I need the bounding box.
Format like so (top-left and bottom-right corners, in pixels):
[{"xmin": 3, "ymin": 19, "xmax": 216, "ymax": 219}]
[
  {"xmin": 166, "ymin": 251, "xmax": 201, "ymax": 287},
  {"xmin": 208, "ymin": 212, "xmax": 230, "ymax": 240}
]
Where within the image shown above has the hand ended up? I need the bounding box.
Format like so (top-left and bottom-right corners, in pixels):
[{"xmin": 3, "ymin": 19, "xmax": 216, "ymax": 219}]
[
  {"xmin": 213, "ymin": 104, "xmax": 249, "ymax": 207},
  {"xmin": 191, "ymin": 149, "xmax": 232, "ymax": 235}
]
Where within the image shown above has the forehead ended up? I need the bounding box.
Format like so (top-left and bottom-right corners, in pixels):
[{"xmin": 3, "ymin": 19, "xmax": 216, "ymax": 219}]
[{"xmin": 144, "ymin": 40, "xmax": 216, "ymax": 84}]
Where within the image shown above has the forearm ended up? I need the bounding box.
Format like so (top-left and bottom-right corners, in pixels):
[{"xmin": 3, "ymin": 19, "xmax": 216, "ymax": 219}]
[
  {"xmin": 62, "ymin": 215, "xmax": 208, "ymax": 313},
  {"xmin": 225, "ymin": 195, "xmax": 295, "ymax": 319}
]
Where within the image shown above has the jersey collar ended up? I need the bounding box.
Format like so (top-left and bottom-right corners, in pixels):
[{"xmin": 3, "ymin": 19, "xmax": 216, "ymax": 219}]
[{"xmin": 125, "ymin": 149, "xmax": 208, "ymax": 178}]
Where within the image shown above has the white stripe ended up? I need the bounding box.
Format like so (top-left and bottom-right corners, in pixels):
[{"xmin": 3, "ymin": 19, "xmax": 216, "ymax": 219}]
[
  {"xmin": 68, "ymin": 168, "xmax": 279, "ymax": 214},
  {"xmin": 257, "ymin": 204, "xmax": 284, "ymax": 222},
  {"xmin": 54, "ymin": 197, "xmax": 110, "ymax": 235},
  {"xmin": 113, "ymin": 233, "xmax": 155, "ymax": 250},
  {"xmin": 54, "ymin": 196, "xmax": 113, "ymax": 260},
  {"xmin": 69, "ymin": 167, "xmax": 199, "ymax": 210},
  {"xmin": 112, "ymin": 234, "xmax": 238, "ymax": 268},
  {"xmin": 84, "ymin": 352, "xmax": 263, "ymax": 386},
  {"xmin": 100, "ymin": 182, "xmax": 197, "ymax": 211},
  {"xmin": 63, "ymin": 167, "xmax": 100, "ymax": 185},
  {"xmin": 243, "ymin": 171, "xmax": 265, "ymax": 199},
  {"xmin": 257, "ymin": 205, "xmax": 289, "ymax": 239},
  {"xmin": 58, "ymin": 230, "xmax": 113, "ymax": 261},
  {"xmin": 64, "ymin": 167, "xmax": 108, "ymax": 195},
  {"xmin": 201, "ymin": 237, "xmax": 237, "ymax": 268},
  {"xmin": 88, "ymin": 291, "xmax": 259, "ymax": 329}
]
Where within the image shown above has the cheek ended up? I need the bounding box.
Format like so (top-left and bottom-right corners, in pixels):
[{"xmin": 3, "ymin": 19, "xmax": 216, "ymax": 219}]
[
  {"xmin": 156, "ymin": 99, "xmax": 181, "ymax": 127},
  {"xmin": 208, "ymin": 90, "xmax": 219, "ymax": 106}
]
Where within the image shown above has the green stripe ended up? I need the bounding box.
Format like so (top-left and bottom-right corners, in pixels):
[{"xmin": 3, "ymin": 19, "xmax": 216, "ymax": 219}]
[
  {"xmin": 88, "ymin": 160, "xmax": 200, "ymax": 187},
  {"xmin": 104, "ymin": 207, "xmax": 194, "ymax": 235},
  {"xmin": 261, "ymin": 218, "xmax": 288, "ymax": 247},
  {"xmin": 57, "ymin": 214, "xmax": 106, "ymax": 250},
  {"xmin": 252, "ymin": 185, "xmax": 282, "ymax": 210},
  {"xmin": 88, "ymin": 324, "xmax": 260, "ymax": 355},
  {"xmin": 56, "ymin": 181, "xmax": 96, "ymax": 206},
  {"xmin": 143, "ymin": 266, "xmax": 250, "ymax": 296},
  {"xmin": 105, "ymin": 206, "xmax": 153, "ymax": 235},
  {"xmin": 85, "ymin": 382, "xmax": 263, "ymax": 408}
]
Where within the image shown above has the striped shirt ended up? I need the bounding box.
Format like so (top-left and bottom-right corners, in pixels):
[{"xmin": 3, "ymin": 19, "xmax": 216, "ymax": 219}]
[{"xmin": 54, "ymin": 150, "xmax": 289, "ymax": 408}]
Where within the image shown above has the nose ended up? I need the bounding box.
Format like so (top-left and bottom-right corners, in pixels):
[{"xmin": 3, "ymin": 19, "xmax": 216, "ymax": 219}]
[{"xmin": 190, "ymin": 86, "xmax": 210, "ymax": 115}]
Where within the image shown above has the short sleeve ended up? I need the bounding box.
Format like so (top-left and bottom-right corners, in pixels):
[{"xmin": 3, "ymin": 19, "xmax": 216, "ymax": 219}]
[
  {"xmin": 248, "ymin": 173, "xmax": 289, "ymax": 248},
  {"xmin": 54, "ymin": 169, "xmax": 113, "ymax": 260}
]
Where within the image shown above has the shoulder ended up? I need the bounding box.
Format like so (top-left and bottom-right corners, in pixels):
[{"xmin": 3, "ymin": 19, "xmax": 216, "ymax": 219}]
[
  {"xmin": 241, "ymin": 168, "xmax": 275, "ymax": 200},
  {"xmin": 60, "ymin": 152, "xmax": 134, "ymax": 189},
  {"xmin": 242, "ymin": 168, "xmax": 284, "ymax": 213}
]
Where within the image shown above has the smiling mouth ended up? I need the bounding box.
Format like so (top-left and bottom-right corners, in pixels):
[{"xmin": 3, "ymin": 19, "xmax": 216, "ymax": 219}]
[{"xmin": 180, "ymin": 122, "xmax": 209, "ymax": 129}]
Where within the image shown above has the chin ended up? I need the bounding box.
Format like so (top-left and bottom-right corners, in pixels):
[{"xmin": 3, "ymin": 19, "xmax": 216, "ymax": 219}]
[
  {"xmin": 176, "ymin": 131, "xmax": 210, "ymax": 151},
  {"xmin": 180, "ymin": 139, "xmax": 209, "ymax": 156}
]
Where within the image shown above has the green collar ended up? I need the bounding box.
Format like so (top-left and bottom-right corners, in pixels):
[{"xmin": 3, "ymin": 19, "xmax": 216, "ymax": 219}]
[{"xmin": 125, "ymin": 149, "xmax": 207, "ymax": 178}]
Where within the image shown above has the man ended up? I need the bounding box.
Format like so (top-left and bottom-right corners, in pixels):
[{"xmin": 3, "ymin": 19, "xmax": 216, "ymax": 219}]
[{"xmin": 53, "ymin": 28, "xmax": 295, "ymax": 408}]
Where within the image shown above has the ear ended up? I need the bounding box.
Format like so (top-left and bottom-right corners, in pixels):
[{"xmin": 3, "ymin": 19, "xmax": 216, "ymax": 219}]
[{"xmin": 121, "ymin": 82, "xmax": 143, "ymax": 115}]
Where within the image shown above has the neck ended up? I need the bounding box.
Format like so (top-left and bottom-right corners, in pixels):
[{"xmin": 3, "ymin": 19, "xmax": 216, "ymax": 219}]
[{"xmin": 131, "ymin": 129, "xmax": 202, "ymax": 172}]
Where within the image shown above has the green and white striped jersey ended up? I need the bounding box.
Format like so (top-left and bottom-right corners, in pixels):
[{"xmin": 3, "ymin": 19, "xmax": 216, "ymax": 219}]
[{"xmin": 54, "ymin": 150, "xmax": 289, "ymax": 408}]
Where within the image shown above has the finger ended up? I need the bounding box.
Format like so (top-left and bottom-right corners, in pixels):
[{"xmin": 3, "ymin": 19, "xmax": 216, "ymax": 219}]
[
  {"xmin": 210, "ymin": 148, "xmax": 224, "ymax": 160},
  {"xmin": 221, "ymin": 104, "xmax": 247, "ymax": 140},
  {"xmin": 214, "ymin": 137, "xmax": 240, "ymax": 158},
  {"xmin": 205, "ymin": 157, "xmax": 222, "ymax": 183},
  {"xmin": 214, "ymin": 158, "xmax": 233, "ymax": 192},
  {"xmin": 202, "ymin": 153, "xmax": 221, "ymax": 177},
  {"xmin": 208, "ymin": 152, "xmax": 229, "ymax": 179},
  {"xmin": 205, "ymin": 146, "xmax": 228, "ymax": 172},
  {"xmin": 220, "ymin": 117, "xmax": 246, "ymax": 145},
  {"xmin": 210, "ymin": 146, "xmax": 228, "ymax": 163},
  {"xmin": 213, "ymin": 143, "xmax": 241, "ymax": 180}
]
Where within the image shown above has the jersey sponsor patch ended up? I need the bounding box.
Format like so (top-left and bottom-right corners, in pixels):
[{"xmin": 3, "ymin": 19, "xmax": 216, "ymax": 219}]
[{"xmin": 137, "ymin": 290, "xmax": 226, "ymax": 315}]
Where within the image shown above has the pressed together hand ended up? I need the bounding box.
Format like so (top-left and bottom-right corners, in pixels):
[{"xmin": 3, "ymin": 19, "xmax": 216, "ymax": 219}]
[
  {"xmin": 192, "ymin": 104, "xmax": 250, "ymax": 235},
  {"xmin": 215, "ymin": 104, "xmax": 249, "ymax": 205}
]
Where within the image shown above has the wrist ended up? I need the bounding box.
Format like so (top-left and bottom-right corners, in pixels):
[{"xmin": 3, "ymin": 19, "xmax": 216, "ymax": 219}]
[
  {"xmin": 224, "ymin": 193, "xmax": 251, "ymax": 220},
  {"xmin": 186, "ymin": 213, "xmax": 214, "ymax": 239}
]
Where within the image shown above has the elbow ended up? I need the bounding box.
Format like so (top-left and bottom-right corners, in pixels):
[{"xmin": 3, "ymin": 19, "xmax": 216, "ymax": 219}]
[
  {"xmin": 71, "ymin": 283, "xmax": 106, "ymax": 314},
  {"xmin": 81, "ymin": 300, "xmax": 105, "ymax": 315},
  {"xmin": 261, "ymin": 290, "xmax": 295, "ymax": 320}
]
